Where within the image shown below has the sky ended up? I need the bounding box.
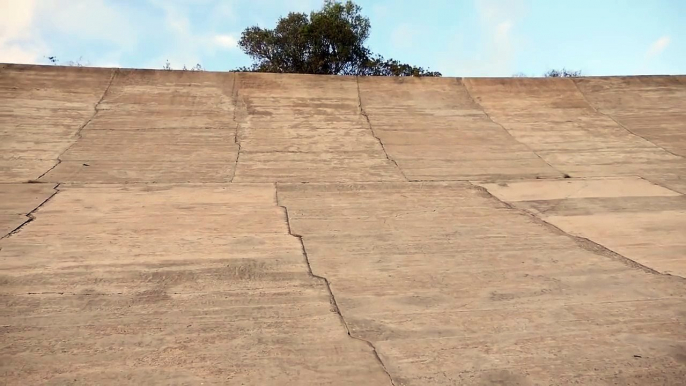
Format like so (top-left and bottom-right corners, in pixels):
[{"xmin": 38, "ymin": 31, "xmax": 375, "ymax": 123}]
[{"xmin": 0, "ymin": 0, "xmax": 684, "ymax": 77}]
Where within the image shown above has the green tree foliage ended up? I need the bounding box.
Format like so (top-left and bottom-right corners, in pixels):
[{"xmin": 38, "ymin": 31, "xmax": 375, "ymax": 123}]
[
  {"xmin": 238, "ymin": 0, "xmax": 440, "ymax": 77},
  {"xmin": 544, "ymin": 68, "xmax": 582, "ymax": 77}
]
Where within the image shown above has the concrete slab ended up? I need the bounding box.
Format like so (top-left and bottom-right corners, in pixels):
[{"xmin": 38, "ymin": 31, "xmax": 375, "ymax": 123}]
[
  {"xmin": 575, "ymin": 76, "xmax": 686, "ymax": 157},
  {"xmin": 42, "ymin": 129, "xmax": 238, "ymax": 183},
  {"xmin": 2, "ymin": 66, "xmax": 686, "ymax": 384},
  {"xmin": 233, "ymin": 73, "xmax": 405, "ymax": 182},
  {"xmin": 0, "ymin": 65, "xmax": 115, "ymax": 181},
  {"xmin": 478, "ymin": 177, "xmax": 681, "ymax": 202},
  {"xmin": 463, "ymin": 77, "xmax": 686, "ymax": 180},
  {"xmin": 477, "ymin": 178, "xmax": 686, "ymax": 277},
  {"xmin": 0, "ymin": 184, "xmax": 58, "ymax": 214},
  {"xmin": 358, "ymin": 77, "xmax": 561, "ymax": 180},
  {"xmin": 34, "ymin": 69, "xmax": 238, "ymax": 184},
  {"xmin": 0, "ymin": 184, "xmax": 390, "ymax": 384},
  {"xmin": 0, "ymin": 183, "xmax": 57, "ymax": 237},
  {"xmin": 278, "ymin": 182, "xmax": 686, "ymax": 385},
  {"xmin": 547, "ymin": 211, "xmax": 686, "ymax": 277},
  {"xmin": 0, "ymin": 215, "xmax": 28, "ymax": 238}
]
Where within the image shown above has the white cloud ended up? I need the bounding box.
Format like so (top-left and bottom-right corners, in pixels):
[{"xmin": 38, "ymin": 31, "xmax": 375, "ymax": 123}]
[
  {"xmin": 38, "ymin": 0, "xmax": 137, "ymax": 46},
  {"xmin": 646, "ymin": 36, "xmax": 670, "ymax": 58},
  {"xmin": 0, "ymin": 0, "xmax": 45, "ymax": 64},
  {"xmin": 474, "ymin": 0, "xmax": 523, "ymax": 74},
  {"xmin": 213, "ymin": 34, "xmax": 238, "ymax": 50},
  {"xmin": 0, "ymin": 0, "xmax": 140, "ymax": 65}
]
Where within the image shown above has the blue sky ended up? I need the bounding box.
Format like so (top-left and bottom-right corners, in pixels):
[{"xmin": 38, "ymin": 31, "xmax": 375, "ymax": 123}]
[{"xmin": 1, "ymin": 0, "xmax": 683, "ymax": 76}]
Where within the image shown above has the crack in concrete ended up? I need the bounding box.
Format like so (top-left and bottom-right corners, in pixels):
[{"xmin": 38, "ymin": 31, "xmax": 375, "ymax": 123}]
[
  {"xmin": 356, "ymin": 76, "xmax": 408, "ymax": 182},
  {"xmin": 461, "ymin": 78, "xmax": 571, "ymax": 179},
  {"xmin": 37, "ymin": 69, "xmax": 119, "ymax": 181},
  {"xmin": 230, "ymin": 73, "xmax": 242, "ymax": 182},
  {"xmin": 571, "ymin": 78, "xmax": 684, "ymax": 159},
  {"xmin": 2, "ymin": 183, "xmax": 60, "ymax": 239},
  {"xmin": 470, "ymin": 181, "xmax": 686, "ymax": 281},
  {"xmin": 275, "ymin": 183, "xmax": 396, "ymax": 386}
]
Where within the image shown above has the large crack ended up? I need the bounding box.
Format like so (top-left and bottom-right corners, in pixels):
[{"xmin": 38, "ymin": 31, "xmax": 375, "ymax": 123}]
[
  {"xmin": 1, "ymin": 183, "xmax": 60, "ymax": 240},
  {"xmin": 36, "ymin": 69, "xmax": 119, "ymax": 181},
  {"xmin": 275, "ymin": 184, "xmax": 396, "ymax": 386},
  {"xmin": 356, "ymin": 76, "xmax": 408, "ymax": 182},
  {"xmin": 461, "ymin": 78, "xmax": 571, "ymax": 179},
  {"xmin": 571, "ymin": 78, "xmax": 684, "ymax": 159},
  {"xmin": 470, "ymin": 181, "xmax": 686, "ymax": 281},
  {"xmin": 229, "ymin": 72, "xmax": 242, "ymax": 182}
]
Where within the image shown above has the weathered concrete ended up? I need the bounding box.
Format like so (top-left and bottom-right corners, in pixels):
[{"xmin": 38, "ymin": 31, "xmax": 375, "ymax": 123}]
[
  {"xmin": 38, "ymin": 69, "xmax": 239, "ymax": 183},
  {"xmin": 1, "ymin": 184, "xmax": 390, "ymax": 384},
  {"xmin": 278, "ymin": 182, "xmax": 686, "ymax": 385},
  {"xmin": 358, "ymin": 77, "xmax": 561, "ymax": 181},
  {"xmin": 1, "ymin": 64, "xmax": 685, "ymax": 385},
  {"xmin": 233, "ymin": 73, "xmax": 405, "ymax": 182},
  {"xmin": 478, "ymin": 178, "xmax": 686, "ymax": 277},
  {"xmin": 0, "ymin": 66, "xmax": 114, "ymax": 182},
  {"xmin": 0, "ymin": 184, "xmax": 58, "ymax": 237},
  {"xmin": 463, "ymin": 78, "xmax": 686, "ymax": 183}
]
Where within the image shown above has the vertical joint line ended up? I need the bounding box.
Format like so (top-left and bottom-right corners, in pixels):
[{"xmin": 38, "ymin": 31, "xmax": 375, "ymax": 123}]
[
  {"xmin": 230, "ymin": 73, "xmax": 242, "ymax": 182},
  {"xmin": 355, "ymin": 76, "xmax": 408, "ymax": 182}
]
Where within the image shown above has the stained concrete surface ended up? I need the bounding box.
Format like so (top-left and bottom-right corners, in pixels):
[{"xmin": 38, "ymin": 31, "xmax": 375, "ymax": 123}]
[{"xmin": 1, "ymin": 64, "xmax": 685, "ymax": 385}]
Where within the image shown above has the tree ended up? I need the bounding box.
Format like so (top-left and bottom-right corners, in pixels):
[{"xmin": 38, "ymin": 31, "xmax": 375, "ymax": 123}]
[
  {"xmin": 238, "ymin": 0, "xmax": 440, "ymax": 76},
  {"xmin": 544, "ymin": 68, "xmax": 581, "ymax": 77}
]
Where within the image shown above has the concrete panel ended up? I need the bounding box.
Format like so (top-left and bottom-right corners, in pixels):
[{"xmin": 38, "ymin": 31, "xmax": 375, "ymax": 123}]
[
  {"xmin": 0, "ymin": 215, "xmax": 28, "ymax": 237},
  {"xmin": 278, "ymin": 182, "xmax": 686, "ymax": 385},
  {"xmin": 3, "ymin": 66, "xmax": 686, "ymax": 384},
  {"xmin": 0, "ymin": 184, "xmax": 390, "ymax": 384},
  {"xmin": 0, "ymin": 183, "xmax": 58, "ymax": 214},
  {"xmin": 479, "ymin": 177, "xmax": 680, "ymax": 201},
  {"xmin": 38, "ymin": 69, "xmax": 238, "ymax": 183},
  {"xmin": 358, "ymin": 76, "xmax": 561, "ymax": 180},
  {"xmin": 0, "ymin": 65, "xmax": 115, "ymax": 181},
  {"xmin": 0, "ymin": 183, "xmax": 57, "ymax": 237},
  {"xmin": 233, "ymin": 73, "xmax": 405, "ymax": 182},
  {"xmin": 463, "ymin": 77, "xmax": 685, "ymax": 179},
  {"xmin": 42, "ymin": 128, "xmax": 238, "ymax": 183},
  {"xmin": 478, "ymin": 177, "xmax": 686, "ymax": 277},
  {"xmin": 575, "ymin": 76, "xmax": 686, "ymax": 157}
]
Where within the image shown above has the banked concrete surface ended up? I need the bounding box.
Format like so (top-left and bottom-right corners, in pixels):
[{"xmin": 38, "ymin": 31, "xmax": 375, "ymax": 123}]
[{"xmin": 1, "ymin": 64, "xmax": 685, "ymax": 385}]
